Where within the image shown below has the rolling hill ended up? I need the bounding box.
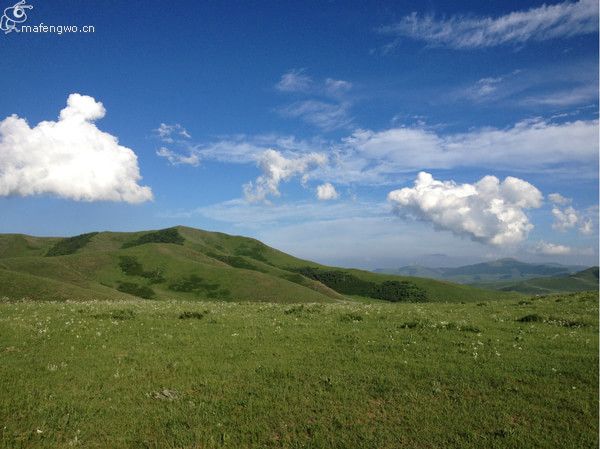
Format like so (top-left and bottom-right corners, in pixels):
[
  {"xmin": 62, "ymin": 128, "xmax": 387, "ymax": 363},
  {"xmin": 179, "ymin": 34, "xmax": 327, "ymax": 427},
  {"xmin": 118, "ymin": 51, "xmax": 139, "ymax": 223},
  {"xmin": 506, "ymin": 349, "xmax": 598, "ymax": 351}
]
[
  {"xmin": 471, "ymin": 267, "xmax": 599, "ymax": 295},
  {"xmin": 375, "ymin": 258, "xmax": 588, "ymax": 284},
  {"xmin": 0, "ymin": 226, "xmax": 517, "ymax": 303}
]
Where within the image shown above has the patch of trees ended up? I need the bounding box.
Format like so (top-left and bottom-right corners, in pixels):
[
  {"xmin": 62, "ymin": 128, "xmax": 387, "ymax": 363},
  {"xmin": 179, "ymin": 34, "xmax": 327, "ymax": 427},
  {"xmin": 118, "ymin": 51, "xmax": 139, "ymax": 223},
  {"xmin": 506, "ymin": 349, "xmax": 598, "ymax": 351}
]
[
  {"xmin": 233, "ymin": 243, "xmax": 268, "ymax": 262},
  {"xmin": 207, "ymin": 252, "xmax": 267, "ymax": 272},
  {"xmin": 295, "ymin": 267, "xmax": 427, "ymax": 302},
  {"xmin": 118, "ymin": 256, "xmax": 164, "ymax": 283},
  {"xmin": 117, "ymin": 282, "xmax": 155, "ymax": 299},
  {"xmin": 45, "ymin": 232, "xmax": 99, "ymax": 257},
  {"xmin": 122, "ymin": 228, "xmax": 184, "ymax": 249},
  {"xmin": 168, "ymin": 274, "xmax": 230, "ymax": 299}
]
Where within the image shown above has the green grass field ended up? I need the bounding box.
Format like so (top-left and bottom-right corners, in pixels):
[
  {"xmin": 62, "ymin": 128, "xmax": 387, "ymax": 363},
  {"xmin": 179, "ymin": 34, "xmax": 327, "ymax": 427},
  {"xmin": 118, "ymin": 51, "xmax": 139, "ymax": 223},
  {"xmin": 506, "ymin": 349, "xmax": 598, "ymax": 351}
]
[{"xmin": 0, "ymin": 292, "xmax": 597, "ymax": 449}]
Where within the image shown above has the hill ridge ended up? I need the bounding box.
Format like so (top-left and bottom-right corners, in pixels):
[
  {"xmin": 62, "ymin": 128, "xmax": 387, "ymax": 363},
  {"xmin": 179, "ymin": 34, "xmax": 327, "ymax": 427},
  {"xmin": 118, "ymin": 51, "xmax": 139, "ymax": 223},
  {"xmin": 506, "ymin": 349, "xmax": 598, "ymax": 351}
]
[{"xmin": 0, "ymin": 226, "xmax": 518, "ymax": 303}]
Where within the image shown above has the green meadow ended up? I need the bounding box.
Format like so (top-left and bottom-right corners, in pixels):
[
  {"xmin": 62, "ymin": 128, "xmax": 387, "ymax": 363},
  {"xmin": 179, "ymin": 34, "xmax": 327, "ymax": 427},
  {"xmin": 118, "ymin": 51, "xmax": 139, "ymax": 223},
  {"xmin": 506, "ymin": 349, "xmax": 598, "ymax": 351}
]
[{"xmin": 0, "ymin": 292, "xmax": 597, "ymax": 449}]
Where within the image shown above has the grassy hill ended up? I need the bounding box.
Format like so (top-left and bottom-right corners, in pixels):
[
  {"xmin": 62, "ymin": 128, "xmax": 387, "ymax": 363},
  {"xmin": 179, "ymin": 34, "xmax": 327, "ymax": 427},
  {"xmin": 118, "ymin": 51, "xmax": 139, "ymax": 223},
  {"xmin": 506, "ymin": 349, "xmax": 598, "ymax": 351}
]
[
  {"xmin": 472, "ymin": 267, "xmax": 599, "ymax": 295},
  {"xmin": 376, "ymin": 258, "xmax": 587, "ymax": 284},
  {"xmin": 0, "ymin": 226, "xmax": 516, "ymax": 303}
]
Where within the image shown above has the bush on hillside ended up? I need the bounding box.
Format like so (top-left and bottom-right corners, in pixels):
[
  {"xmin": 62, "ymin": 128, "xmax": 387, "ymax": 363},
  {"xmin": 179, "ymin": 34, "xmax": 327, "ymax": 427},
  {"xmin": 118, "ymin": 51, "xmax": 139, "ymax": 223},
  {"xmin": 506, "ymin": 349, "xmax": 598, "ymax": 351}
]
[
  {"xmin": 168, "ymin": 274, "xmax": 231, "ymax": 299},
  {"xmin": 117, "ymin": 282, "xmax": 155, "ymax": 299},
  {"xmin": 207, "ymin": 252, "xmax": 267, "ymax": 272},
  {"xmin": 233, "ymin": 243, "xmax": 268, "ymax": 262},
  {"xmin": 118, "ymin": 256, "xmax": 165, "ymax": 283},
  {"xmin": 46, "ymin": 232, "xmax": 99, "ymax": 257},
  {"xmin": 294, "ymin": 267, "xmax": 428, "ymax": 302},
  {"xmin": 372, "ymin": 280, "xmax": 428, "ymax": 303},
  {"xmin": 122, "ymin": 228, "xmax": 184, "ymax": 249}
]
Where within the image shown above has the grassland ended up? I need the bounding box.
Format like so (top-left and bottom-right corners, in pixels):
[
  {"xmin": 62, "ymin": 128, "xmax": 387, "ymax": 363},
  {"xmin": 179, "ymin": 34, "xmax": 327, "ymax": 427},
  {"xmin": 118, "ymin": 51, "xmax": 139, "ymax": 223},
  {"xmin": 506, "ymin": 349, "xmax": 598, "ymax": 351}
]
[{"xmin": 0, "ymin": 292, "xmax": 597, "ymax": 448}]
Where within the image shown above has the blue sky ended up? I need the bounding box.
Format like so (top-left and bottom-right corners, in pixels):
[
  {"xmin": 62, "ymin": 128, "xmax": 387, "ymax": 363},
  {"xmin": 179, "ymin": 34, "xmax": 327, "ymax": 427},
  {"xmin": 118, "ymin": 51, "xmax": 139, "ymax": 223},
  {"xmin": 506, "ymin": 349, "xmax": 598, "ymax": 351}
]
[{"xmin": 0, "ymin": 0, "xmax": 598, "ymax": 268}]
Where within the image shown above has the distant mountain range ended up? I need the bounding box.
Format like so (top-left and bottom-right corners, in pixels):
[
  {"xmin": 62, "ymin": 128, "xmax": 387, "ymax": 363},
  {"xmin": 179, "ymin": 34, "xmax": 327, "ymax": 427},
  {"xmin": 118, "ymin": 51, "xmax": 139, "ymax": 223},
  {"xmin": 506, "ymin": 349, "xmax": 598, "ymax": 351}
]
[
  {"xmin": 375, "ymin": 258, "xmax": 589, "ymax": 283},
  {"xmin": 471, "ymin": 267, "xmax": 599, "ymax": 295}
]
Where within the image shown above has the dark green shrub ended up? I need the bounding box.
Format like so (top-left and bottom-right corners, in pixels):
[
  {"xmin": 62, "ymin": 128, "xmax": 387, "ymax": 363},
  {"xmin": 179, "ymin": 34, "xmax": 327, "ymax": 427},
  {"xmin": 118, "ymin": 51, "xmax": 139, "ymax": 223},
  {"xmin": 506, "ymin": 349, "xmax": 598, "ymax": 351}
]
[
  {"xmin": 46, "ymin": 232, "xmax": 98, "ymax": 256},
  {"xmin": 372, "ymin": 280, "xmax": 428, "ymax": 302},
  {"xmin": 207, "ymin": 252, "xmax": 266, "ymax": 272},
  {"xmin": 122, "ymin": 228, "xmax": 184, "ymax": 249},
  {"xmin": 119, "ymin": 255, "xmax": 144, "ymax": 276},
  {"xmin": 517, "ymin": 314, "xmax": 544, "ymax": 323},
  {"xmin": 118, "ymin": 256, "xmax": 165, "ymax": 283},
  {"xmin": 294, "ymin": 267, "xmax": 376, "ymax": 296},
  {"xmin": 179, "ymin": 311, "xmax": 206, "ymax": 320},
  {"xmin": 117, "ymin": 282, "xmax": 155, "ymax": 299},
  {"xmin": 284, "ymin": 305, "xmax": 322, "ymax": 316},
  {"xmin": 92, "ymin": 309, "xmax": 135, "ymax": 320},
  {"xmin": 168, "ymin": 274, "xmax": 219, "ymax": 293},
  {"xmin": 111, "ymin": 309, "xmax": 136, "ymax": 320},
  {"xmin": 234, "ymin": 243, "xmax": 268, "ymax": 262},
  {"xmin": 205, "ymin": 289, "xmax": 231, "ymax": 299},
  {"xmin": 281, "ymin": 273, "xmax": 306, "ymax": 285},
  {"xmin": 399, "ymin": 319, "xmax": 429, "ymax": 329},
  {"xmin": 340, "ymin": 312, "xmax": 363, "ymax": 322},
  {"xmin": 295, "ymin": 267, "xmax": 428, "ymax": 302}
]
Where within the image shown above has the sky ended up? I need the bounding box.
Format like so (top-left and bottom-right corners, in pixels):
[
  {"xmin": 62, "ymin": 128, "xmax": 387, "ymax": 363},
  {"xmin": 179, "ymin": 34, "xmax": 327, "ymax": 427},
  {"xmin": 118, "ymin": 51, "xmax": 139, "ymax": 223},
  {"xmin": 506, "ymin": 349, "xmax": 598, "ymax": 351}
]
[{"xmin": 0, "ymin": 0, "xmax": 598, "ymax": 269}]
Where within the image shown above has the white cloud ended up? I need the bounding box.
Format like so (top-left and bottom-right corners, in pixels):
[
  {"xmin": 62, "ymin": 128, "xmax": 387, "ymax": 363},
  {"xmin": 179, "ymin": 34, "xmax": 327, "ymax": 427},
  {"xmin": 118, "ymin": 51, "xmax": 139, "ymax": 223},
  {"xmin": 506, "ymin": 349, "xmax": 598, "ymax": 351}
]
[
  {"xmin": 0, "ymin": 93, "xmax": 152, "ymax": 203},
  {"xmin": 278, "ymin": 100, "xmax": 352, "ymax": 130},
  {"xmin": 579, "ymin": 218, "xmax": 594, "ymax": 235},
  {"xmin": 275, "ymin": 69, "xmax": 312, "ymax": 92},
  {"xmin": 341, "ymin": 118, "xmax": 598, "ymax": 179},
  {"xmin": 388, "ymin": 172, "xmax": 542, "ymax": 246},
  {"xmin": 325, "ymin": 78, "xmax": 353, "ymax": 96},
  {"xmin": 531, "ymin": 241, "xmax": 573, "ymax": 255},
  {"xmin": 175, "ymin": 199, "xmax": 509, "ymax": 268},
  {"xmin": 380, "ymin": 0, "xmax": 599, "ymax": 49},
  {"xmin": 155, "ymin": 123, "xmax": 191, "ymax": 143},
  {"xmin": 275, "ymin": 70, "xmax": 354, "ymax": 130},
  {"xmin": 316, "ymin": 182, "xmax": 339, "ymax": 200},
  {"xmin": 548, "ymin": 192, "xmax": 570, "ymax": 205},
  {"xmin": 551, "ymin": 205, "xmax": 579, "ymax": 231},
  {"xmin": 243, "ymin": 149, "xmax": 327, "ymax": 202},
  {"xmin": 472, "ymin": 76, "xmax": 504, "ymax": 97},
  {"xmin": 522, "ymin": 84, "xmax": 599, "ymax": 107},
  {"xmin": 156, "ymin": 147, "xmax": 200, "ymax": 166},
  {"xmin": 549, "ymin": 193, "xmax": 596, "ymax": 234}
]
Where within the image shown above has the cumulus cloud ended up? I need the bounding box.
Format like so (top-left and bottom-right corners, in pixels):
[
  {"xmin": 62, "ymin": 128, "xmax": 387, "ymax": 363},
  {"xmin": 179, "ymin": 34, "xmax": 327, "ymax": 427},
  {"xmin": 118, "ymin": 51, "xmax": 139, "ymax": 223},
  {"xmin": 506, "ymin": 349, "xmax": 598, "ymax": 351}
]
[
  {"xmin": 548, "ymin": 192, "xmax": 570, "ymax": 205},
  {"xmin": 380, "ymin": 0, "xmax": 599, "ymax": 49},
  {"xmin": 548, "ymin": 193, "xmax": 595, "ymax": 234},
  {"xmin": 0, "ymin": 93, "xmax": 152, "ymax": 203},
  {"xmin": 316, "ymin": 182, "xmax": 339, "ymax": 200},
  {"xmin": 531, "ymin": 241, "xmax": 573, "ymax": 255},
  {"xmin": 551, "ymin": 205, "xmax": 579, "ymax": 231},
  {"xmin": 388, "ymin": 172, "xmax": 542, "ymax": 246},
  {"xmin": 243, "ymin": 149, "xmax": 327, "ymax": 203}
]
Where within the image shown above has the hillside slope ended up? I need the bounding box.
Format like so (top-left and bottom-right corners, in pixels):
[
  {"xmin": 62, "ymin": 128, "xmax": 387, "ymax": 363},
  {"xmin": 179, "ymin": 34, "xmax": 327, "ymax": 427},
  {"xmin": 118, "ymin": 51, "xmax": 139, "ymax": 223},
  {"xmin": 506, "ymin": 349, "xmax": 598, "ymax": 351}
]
[
  {"xmin": 471, "ymin": 267, "xmax": 599, "ymax": 295},
  {"xmin": 0, "ymin": 226, "xmax": 517, "ymax": 303}
]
